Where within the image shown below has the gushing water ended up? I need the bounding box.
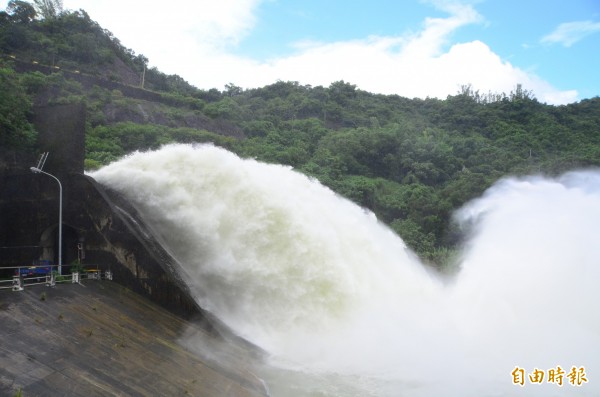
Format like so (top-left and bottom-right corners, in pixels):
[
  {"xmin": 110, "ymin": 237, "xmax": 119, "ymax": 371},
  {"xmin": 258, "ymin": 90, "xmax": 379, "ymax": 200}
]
[{"xmin": 91, "ymin": 144, "xmax": 600, "ymax": 396}]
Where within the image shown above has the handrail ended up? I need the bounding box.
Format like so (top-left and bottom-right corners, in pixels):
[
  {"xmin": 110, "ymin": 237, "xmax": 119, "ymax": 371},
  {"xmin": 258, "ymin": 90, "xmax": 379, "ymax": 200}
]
[{"xmin": 0, "ymin": 266, "xmax": 113, "ymax": 292}]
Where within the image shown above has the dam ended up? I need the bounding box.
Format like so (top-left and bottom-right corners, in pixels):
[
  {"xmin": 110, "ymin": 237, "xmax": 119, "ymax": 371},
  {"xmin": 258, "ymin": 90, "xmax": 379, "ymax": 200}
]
[
  {"xmin": 0, "ymin": 281, "xmax": 268, "ymax": 396},
  {"xmin": 0, "ymin": 103, "xmax": 268, "ymax": 396},
  {"xmin": 2, "ymin": 104, "xmax": 599, "ymax": 396}
]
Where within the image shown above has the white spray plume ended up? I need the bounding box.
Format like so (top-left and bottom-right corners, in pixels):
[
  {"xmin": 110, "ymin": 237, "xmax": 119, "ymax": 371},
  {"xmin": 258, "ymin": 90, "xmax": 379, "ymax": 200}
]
[{"xmin": 92, "ymin": 145, "xmax": 600, "ymax": 397}]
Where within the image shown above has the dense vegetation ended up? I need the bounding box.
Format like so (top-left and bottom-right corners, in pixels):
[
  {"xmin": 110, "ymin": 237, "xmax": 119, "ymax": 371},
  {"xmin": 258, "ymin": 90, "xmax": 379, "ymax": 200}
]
[{"xmin": 2, "ymin": 1, "xmax": 600, "ymax": 268}]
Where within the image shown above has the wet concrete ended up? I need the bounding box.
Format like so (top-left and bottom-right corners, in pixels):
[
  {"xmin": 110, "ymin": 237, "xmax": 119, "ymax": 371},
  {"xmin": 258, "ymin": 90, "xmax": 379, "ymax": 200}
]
[{"xmin": 0, "ymin": 281, "xmax": 269, "ymax": 397}]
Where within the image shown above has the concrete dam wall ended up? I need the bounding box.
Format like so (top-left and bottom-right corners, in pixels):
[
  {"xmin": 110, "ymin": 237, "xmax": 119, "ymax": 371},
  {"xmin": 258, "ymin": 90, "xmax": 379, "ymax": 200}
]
[
  {"xmin": 0, "ymin": 103, "xmax": 268, "ymax": 396},
  {"xmin": 1, "ymin": 102, "xmax": 199, "ymax": 316}
]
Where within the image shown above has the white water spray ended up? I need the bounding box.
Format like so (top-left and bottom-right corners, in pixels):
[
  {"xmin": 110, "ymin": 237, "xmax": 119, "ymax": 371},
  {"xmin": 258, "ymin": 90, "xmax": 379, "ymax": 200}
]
[{"xmin": 92, "ymin": 144, "xmax": 600, "ymax": 396}]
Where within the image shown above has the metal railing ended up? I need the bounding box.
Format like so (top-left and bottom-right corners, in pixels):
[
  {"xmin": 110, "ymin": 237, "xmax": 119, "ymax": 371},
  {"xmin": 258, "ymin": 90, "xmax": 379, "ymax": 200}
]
[{"xmin": 0, "ymin": 265, "xmax": 112, "ymax": 292}]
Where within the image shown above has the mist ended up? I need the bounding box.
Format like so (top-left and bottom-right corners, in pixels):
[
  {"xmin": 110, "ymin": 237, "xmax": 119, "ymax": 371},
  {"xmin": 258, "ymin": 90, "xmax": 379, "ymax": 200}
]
[{"xmin": 91, "ymin": 144, "xmax": 599, "ymax": 396}]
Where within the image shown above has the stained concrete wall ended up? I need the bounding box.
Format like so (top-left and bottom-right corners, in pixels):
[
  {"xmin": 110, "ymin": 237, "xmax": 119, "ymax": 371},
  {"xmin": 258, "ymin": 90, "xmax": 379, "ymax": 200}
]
[
  {"xmin": 0, "ymin": 282, "xmax": 268, "ymax": 397},
  {"xmin": 31, "ymin": 103, "xmax": 86, "ymax": 175},
  {"xmin": 0, "ymin": 103, "xmax": 203, "ymax": 317}
]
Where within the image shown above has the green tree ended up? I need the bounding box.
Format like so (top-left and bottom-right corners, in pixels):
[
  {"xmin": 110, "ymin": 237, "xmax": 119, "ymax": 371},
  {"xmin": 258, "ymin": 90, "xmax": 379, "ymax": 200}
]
[
  {"xmin": 390, "ymin": 218, "xmax": 436, "ymax": 256},
  {"xmin": 0, "ymin": 65, "xmax": 36, "ymax": 148},
  {"xmin": 32, "ymin": 0, "xmax": 63, "ymax": 20},
  {"xmin": 6, "ymin": 0, "xmax": 37, "ymax": 23}
]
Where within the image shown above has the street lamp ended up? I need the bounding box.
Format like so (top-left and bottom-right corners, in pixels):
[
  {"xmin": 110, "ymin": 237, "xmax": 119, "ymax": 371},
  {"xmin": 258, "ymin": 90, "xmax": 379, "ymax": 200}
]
[{"xmin": 30, "ymin": 166, "xmax": 63, "ymax": 275}]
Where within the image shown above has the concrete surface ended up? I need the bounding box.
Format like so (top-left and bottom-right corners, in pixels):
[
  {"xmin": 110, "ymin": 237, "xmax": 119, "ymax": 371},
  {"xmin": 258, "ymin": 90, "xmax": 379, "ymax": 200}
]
[{"xmin": 0, "ymin": 280, "xmax": 269, "ymax": 397}]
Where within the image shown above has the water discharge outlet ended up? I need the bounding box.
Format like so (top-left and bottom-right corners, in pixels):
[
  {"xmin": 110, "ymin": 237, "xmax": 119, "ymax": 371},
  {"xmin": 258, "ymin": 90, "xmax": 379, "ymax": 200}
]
[{"xmin": 91, "ymin": 144, "xmax": 600, "ymax": 397}]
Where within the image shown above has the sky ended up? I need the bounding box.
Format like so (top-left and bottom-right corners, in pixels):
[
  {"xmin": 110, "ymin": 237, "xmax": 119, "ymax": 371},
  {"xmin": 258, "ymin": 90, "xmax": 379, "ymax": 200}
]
[{"xmin": 5, "ymin": 0, "xmax": 600, "ymax": 104}]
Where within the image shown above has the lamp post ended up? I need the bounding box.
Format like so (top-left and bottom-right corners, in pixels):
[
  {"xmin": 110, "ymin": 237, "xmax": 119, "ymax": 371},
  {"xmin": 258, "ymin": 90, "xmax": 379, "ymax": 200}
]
[{"xmin": 30, "ymin": 167, "xmax": 62, "ymax": 275}]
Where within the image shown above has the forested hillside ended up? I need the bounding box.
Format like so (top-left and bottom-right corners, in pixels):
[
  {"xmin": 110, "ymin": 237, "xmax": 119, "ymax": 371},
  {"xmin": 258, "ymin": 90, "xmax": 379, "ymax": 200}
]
[{"xmin": 2, "ymin": 1, "xmax": 600, "ymax": 267}]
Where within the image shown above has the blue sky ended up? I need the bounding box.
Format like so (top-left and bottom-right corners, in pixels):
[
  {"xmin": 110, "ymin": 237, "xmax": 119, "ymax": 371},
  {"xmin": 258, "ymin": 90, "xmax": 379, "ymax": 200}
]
[
  {"xmin": 233, "ymin": 0, "xmax": 600, "ymax": 102},
  {"xmin": 5, "ymin": 0, "xmax": 600, "ymax": 104}
]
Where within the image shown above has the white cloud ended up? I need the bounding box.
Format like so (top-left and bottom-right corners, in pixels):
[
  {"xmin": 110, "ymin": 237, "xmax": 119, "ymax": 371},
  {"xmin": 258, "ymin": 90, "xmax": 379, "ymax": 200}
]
[
  {"xmin": 541, "ymin": 20, "xmax": 600, "ymax": 47},
  {"xmin": 58, "ymin": 0, "xmax": 578, "ymax": 104},
  {"xmin": 62, "ymin": 0, "xmax": 263, "ymax": 67},
  {"xmin": 404, "ymin": 1, "xmax": 484, "ymax": 58}
]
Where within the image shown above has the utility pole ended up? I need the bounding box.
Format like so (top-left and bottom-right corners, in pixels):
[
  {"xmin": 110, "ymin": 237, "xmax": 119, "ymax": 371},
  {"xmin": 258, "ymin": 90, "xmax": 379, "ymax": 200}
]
[{"xmin": 30, "ymin": 153, "xmax": 63, "ymax": 275}]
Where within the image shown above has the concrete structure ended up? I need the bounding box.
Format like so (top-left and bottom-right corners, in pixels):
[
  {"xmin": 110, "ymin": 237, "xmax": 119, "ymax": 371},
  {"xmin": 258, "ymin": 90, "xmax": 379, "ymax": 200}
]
[
  {"xmin": 0, "ymin": 281, "xmax": 268, "ymax": 396},
  {"xmin": 0, "ymin": 101, "xmax": 268, "ymax": 396},
  {"xmin": 0, "ymin": 103, "xmax": 207, "ymax": 315}
]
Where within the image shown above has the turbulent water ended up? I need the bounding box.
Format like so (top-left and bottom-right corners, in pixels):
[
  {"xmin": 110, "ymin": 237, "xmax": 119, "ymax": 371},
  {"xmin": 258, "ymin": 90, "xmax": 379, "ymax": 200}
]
[{"xmin": 91, "ymin": 144, "xmax": 600, "ymax": 397}]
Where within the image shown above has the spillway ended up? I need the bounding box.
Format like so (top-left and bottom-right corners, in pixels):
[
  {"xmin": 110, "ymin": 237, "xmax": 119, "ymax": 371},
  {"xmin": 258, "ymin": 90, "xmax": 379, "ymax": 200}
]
[{"xmin": 92, "ymin": 144, "xmax": 600, "ymax": 396}]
